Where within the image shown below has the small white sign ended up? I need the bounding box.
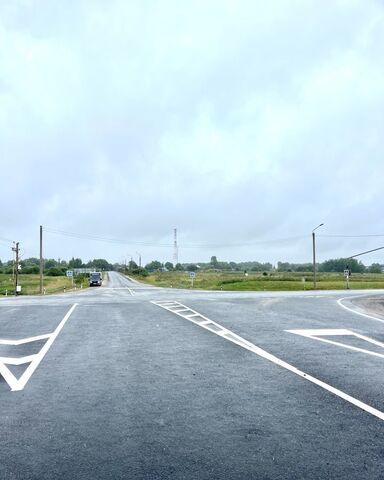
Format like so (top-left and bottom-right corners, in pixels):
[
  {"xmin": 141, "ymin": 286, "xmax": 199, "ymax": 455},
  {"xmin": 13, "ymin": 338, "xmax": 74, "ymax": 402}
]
[
  {"xmin": 66, "ymin": 271, "xmax": 73, "ymax": 277},
  {"xmin": 16, "ymin": 285, "xmax": 21, "ymax": 293},
  {"xmin": 344, "ymin": 269, "xmax": 350, "ymax": 278},
  {"xmin": 189, "ymin": 271, "xmax": 196, "ymax": 279}
]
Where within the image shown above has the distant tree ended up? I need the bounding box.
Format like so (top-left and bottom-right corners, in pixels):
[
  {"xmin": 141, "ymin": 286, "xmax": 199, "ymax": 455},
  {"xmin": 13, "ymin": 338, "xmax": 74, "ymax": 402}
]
[
  {"xmin": 368, "ymin": 263, "xmax": 382, "ymax": 274},
  {"xmin": 46, "ymin": 267, "xmax": 64, "ymax": 276},
  {"xmin": 25, "ymin": 257, "xmax": 40, "ymax": 266},
  {"xmin": 185, "ymin": 264, "xmax": 198, "ymax": 272},
  {"xmin": 68, "ymin": 257, "xmax": 83, "ymax": 269},
  {"xmin": 87, "ymin": 258, "xmax": 113, "ymax": 271},
  {"xmin": 164, "ymin": 262, "xmax": 174, "ymax": 271},
  {"xmin": 45, "ymin": 259, "xmax": 58, "ymax": 269},
  {"xmin": 145, "ymin": 260, "xmax": 163, "ymax": 272},
  {"xmin": 210, "ymin": 256, "xmax": 219, "ymax": 268},
  {"xmin": 128, "ymin": 260, "xmax": 138, "ymax": 271},
  {"xmin": 318, "ymin": 258, "xmax": 365, "ymax": 273},
  {"xmin": 131, "ymin": 266, "xmax": 148, "ymax": 276},
  {"xmin": 174, "ymin": 263, "xmax": 184, "ymax": 271},
  {"xmin": 22, "ymin": 265, "xmax": 40, "ymax": 274}
]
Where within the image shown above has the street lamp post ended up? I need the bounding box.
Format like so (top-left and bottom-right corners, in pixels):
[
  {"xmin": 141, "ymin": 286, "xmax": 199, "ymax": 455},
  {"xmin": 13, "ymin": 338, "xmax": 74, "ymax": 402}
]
[{"xmin": 312, "ymin": 223, "xmax": 324, "ymax": 290}]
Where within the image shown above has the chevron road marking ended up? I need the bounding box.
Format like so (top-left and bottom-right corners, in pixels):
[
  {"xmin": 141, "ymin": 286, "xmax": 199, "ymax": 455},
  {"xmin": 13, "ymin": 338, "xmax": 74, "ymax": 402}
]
[
  {"xmin": 151, "ymin": 300, "xmax": 384, "ymax": 421},
  {"xmin": 0, "ymin": 303, "xmax": 78, "ymax": 392}
]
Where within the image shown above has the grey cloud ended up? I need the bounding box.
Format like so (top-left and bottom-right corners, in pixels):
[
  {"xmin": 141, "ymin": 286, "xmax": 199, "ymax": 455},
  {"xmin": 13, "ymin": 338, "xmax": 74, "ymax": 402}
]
[{"xmin": 1, "ymin": 0, "xmax": 384, "ymax": 264}]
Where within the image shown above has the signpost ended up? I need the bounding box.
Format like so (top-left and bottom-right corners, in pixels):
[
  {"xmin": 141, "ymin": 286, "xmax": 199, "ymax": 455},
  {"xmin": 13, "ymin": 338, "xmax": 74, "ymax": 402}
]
[
  {"xmin": 66, "ymin": 271, "xmax": 74, "ymax": 287},
  {"xmin": 189, "ymin": 271, "xmax": 196, "ymax": 288},
  {"xmin": 344, "ymin": 268, "xmax": 351, "ymax": 289}
]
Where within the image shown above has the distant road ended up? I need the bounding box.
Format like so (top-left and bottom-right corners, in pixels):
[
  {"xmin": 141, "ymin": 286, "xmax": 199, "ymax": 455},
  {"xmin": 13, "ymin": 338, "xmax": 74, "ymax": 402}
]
[{"xmin": 1, "ymin": 272, "xmax": 384, "ymax": 479}]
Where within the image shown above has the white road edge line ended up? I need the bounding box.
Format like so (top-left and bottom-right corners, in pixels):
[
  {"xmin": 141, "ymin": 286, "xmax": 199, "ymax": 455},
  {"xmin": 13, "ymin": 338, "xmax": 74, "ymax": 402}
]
[
  {"xmin": 338, "ymin": 297, "xmax": 384, "ymax": 324},
  {"xmin": 151, "ymin": 300, "xmax": 384, "ymax": 421},
  {"xmin": 3, "ymin": 303, "xmax": 78, "ymax": 392}
]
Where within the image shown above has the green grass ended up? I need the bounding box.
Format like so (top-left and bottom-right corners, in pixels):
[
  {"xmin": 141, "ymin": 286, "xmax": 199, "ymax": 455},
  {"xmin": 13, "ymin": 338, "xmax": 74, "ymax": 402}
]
[
  {"xmin": 0, "ymin": 274, "xmax": 89, "ymax": 296},
  {"xmin": 130, "ymin": 271, "xmax": 384, "ymax": 291}
]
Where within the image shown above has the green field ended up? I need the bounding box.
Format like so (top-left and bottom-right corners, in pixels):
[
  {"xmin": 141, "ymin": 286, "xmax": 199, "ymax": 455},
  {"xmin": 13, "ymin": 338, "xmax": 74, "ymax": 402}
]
[
  {"xmin": 0, "ymin": 274, "xmax": 88, "ymax": 296},
  {"xmin": 131, "ymin": 271, "xmax": 384, "ymax": 291}
]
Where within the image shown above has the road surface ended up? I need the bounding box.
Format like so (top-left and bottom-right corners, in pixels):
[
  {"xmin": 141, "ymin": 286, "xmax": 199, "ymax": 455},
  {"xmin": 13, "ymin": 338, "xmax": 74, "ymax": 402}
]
[{"xmin": 0, "ymin": 272, "xmax": 384, "ymax": 479}]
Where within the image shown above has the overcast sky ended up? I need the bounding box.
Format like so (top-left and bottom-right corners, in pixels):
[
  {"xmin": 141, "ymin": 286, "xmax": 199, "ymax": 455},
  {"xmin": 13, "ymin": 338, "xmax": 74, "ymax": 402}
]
[{"xmin": 1, "ymin": 0, "xmax": 384, "ymax": 266}]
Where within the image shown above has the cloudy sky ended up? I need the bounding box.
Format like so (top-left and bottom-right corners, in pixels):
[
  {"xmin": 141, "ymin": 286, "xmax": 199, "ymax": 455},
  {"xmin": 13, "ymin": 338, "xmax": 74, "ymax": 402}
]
[{"xmin": 1, "ymin": 0, "xmax": 384, "ymax": 266}]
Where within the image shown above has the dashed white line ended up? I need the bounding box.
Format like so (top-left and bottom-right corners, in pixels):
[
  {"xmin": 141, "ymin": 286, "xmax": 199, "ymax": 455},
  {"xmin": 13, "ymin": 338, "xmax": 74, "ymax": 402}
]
[{"xmin": 152, "ymin": 300, "xmax": 384, "ymax": 421}]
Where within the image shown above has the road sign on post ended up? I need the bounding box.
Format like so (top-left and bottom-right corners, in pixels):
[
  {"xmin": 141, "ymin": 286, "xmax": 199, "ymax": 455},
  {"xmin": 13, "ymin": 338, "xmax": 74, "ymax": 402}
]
[
  {"xmin": 344, "ymin": 269, "xmax": 350, "ymax": 289},
  {"xmin": 66, "ymin": 271, "xmax": 73, "ymax": 277},
  {"xmin": 189, "ymin": 271, "xmax": 196, "ymax": 288}
]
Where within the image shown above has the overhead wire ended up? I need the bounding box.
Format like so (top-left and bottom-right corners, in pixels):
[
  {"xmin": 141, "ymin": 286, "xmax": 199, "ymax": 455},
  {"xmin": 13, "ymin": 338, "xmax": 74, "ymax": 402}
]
[
  {"xmin": 319, "ymin": 234, "xmax": 384, "ymax": 238},
  {"xmin": 43, "ymin": 227, "xmax": 307, "ymax": 249}
]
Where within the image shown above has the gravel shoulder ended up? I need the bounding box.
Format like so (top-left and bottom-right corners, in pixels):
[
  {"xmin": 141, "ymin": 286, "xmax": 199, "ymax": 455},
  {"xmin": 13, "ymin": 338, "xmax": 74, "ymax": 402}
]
[{"xmin": 349, "ymin": 295, "xmax": 384, "ymax": 319}]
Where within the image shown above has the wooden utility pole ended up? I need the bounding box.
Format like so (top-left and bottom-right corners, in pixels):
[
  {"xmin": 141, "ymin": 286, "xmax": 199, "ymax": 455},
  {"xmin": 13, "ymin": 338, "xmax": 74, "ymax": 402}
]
[
  {"xmin": 39, "ymin": 225, "xmax": 44, "ymax": 294},
  {"xmin": 13, "ymin": 242, "xmax": 20, "ymax": 296}
]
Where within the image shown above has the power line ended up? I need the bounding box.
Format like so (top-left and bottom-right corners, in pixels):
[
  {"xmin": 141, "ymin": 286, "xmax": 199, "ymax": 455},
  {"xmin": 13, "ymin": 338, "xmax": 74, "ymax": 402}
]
[
  {"xmin": 319, "ymin": 234, "xmax": 384, "ymax": 238},
  {"xmin": 44, "ymin": 227, "xmax": 174, "ymax": 247},
  {"xmin": 0, "ymin": 236, "xmax": 13, "ymax": 244},
  {"xmin": 349, "ymin": 246, "xmax": 384, "ymax": 258},
  {"xmin": 44, "ymin": 227, "xmax": 307, "ymax": 249}
]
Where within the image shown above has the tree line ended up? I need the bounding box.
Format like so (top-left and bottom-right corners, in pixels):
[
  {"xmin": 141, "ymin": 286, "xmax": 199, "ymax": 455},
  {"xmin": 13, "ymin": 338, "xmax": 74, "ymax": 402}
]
[
  {"xmin": 141, "ymin": 256, "xmax": 382, "ymax": 274},
  {"xmin": 0, "ymin": 257, "xmax": 114, "ymax": 276},
  {"xmin": 0, "ymin": 256, "xmax": 382, "ymax": 276}
]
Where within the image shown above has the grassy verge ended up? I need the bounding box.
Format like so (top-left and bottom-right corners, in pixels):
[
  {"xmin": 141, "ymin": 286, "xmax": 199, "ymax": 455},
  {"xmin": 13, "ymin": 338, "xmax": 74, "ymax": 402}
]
[
  {"xmin": 0, "ymin": 274, "xmax": 89, "ymax": 296},
  {"xmin": 130, "ymin": 271, "xmax": 384, "ymax": 291}
]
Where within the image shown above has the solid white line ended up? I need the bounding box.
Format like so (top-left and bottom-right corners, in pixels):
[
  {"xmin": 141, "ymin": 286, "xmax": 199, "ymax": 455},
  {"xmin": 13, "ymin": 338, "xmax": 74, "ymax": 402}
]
[
  {"xmin": 0, "ymin": 354, "xmax": 37, "ymax": 365},
  {"xmin": 152, "ymin": 300, "xmax": 384, "ymax": 421},
  {"xmin": 353, "ymin": 332, "xmax": 384, "ymax": 349},
  {"xmin": 0, "ymin": 333, "xmax": 51, "ymax": 346},
  {"xmin": 12, "ymin": 303, "xmax": 78, "ymax": 391},
  {"xmin": 287, "ymin": 331, "xmax": 384, "ymax": 359},
  {"xmin": 286, "ymin": 329, "xmax": 352, "ymax": 337},
  {"xmin": 0, "ymin": 363, "xmax": 19, "ymax": 390},
  {"xmin": 338, "ymin": 297, "xmax": 384, "ymax": 324}
]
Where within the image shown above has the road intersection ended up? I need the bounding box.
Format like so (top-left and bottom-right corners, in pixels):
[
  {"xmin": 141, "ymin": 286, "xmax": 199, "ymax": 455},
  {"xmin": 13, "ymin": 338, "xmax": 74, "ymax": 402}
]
[{"xmin": 0, "ymin": 272, "xmax": 383, "ymax": 479}]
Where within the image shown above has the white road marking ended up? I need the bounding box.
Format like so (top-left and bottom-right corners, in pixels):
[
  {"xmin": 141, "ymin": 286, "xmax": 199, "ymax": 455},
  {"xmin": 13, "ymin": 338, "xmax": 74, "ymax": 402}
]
[
  {"xmin": 0, "ymin": 354, "xmax": 37, "ymax": 365},
  {"xmin": 338, "ymin": 297, "xmax": 384, "ymax": 324},
  {"xmin": 0, "ymin": 303, "xmax": 78, "ymax": 391},
  {"xmin": 152, "ymin": 300, "xmax": 384, "ymax": 421},
  {"xmin": 0, "ymin": 333, "xmax": 51, "ymax": 345},
  {"xmin": 287, "ymin": 328, "xmax": 384, "ymax": 359}
]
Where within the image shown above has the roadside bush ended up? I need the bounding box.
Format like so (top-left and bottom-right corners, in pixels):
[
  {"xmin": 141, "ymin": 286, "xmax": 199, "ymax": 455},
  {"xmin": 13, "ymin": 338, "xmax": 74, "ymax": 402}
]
[
  {"xmin": 74, "ymin": 274, "xmax": 88, "ymax": 286},
  {"xmin": 23, "ymin": 265, "xmax": 40, "ymax": 274},
  {"xmin": 46, "ymin": 267, "xmax": 64, "ymax": 276},
  {"xmin": 131, "ymin": 267, "xmax": 148, "ymax": 276}
]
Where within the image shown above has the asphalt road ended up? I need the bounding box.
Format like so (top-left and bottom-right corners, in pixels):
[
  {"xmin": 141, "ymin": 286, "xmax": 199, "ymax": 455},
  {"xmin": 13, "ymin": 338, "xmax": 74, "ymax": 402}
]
[{"xmin": 1, "ymin": 272, "xmax": 384, "ymax": 479}]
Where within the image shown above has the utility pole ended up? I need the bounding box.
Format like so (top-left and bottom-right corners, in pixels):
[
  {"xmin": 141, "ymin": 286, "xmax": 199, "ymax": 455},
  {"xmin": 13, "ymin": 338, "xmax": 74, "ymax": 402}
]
[
  {"xmin": 173, "ymin": 228, "xmax": 178, "ymax": 266},
  {"xmin": 39, "ymin": 225, "xmax": 43, "ymax": 294},
  {"xmin": 12, "ymin": 242, "xmax": 20, "ymax": 296},
  {"xmin": 312, "ymin": 223, "xmax": 324, "ymax": 290}
]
